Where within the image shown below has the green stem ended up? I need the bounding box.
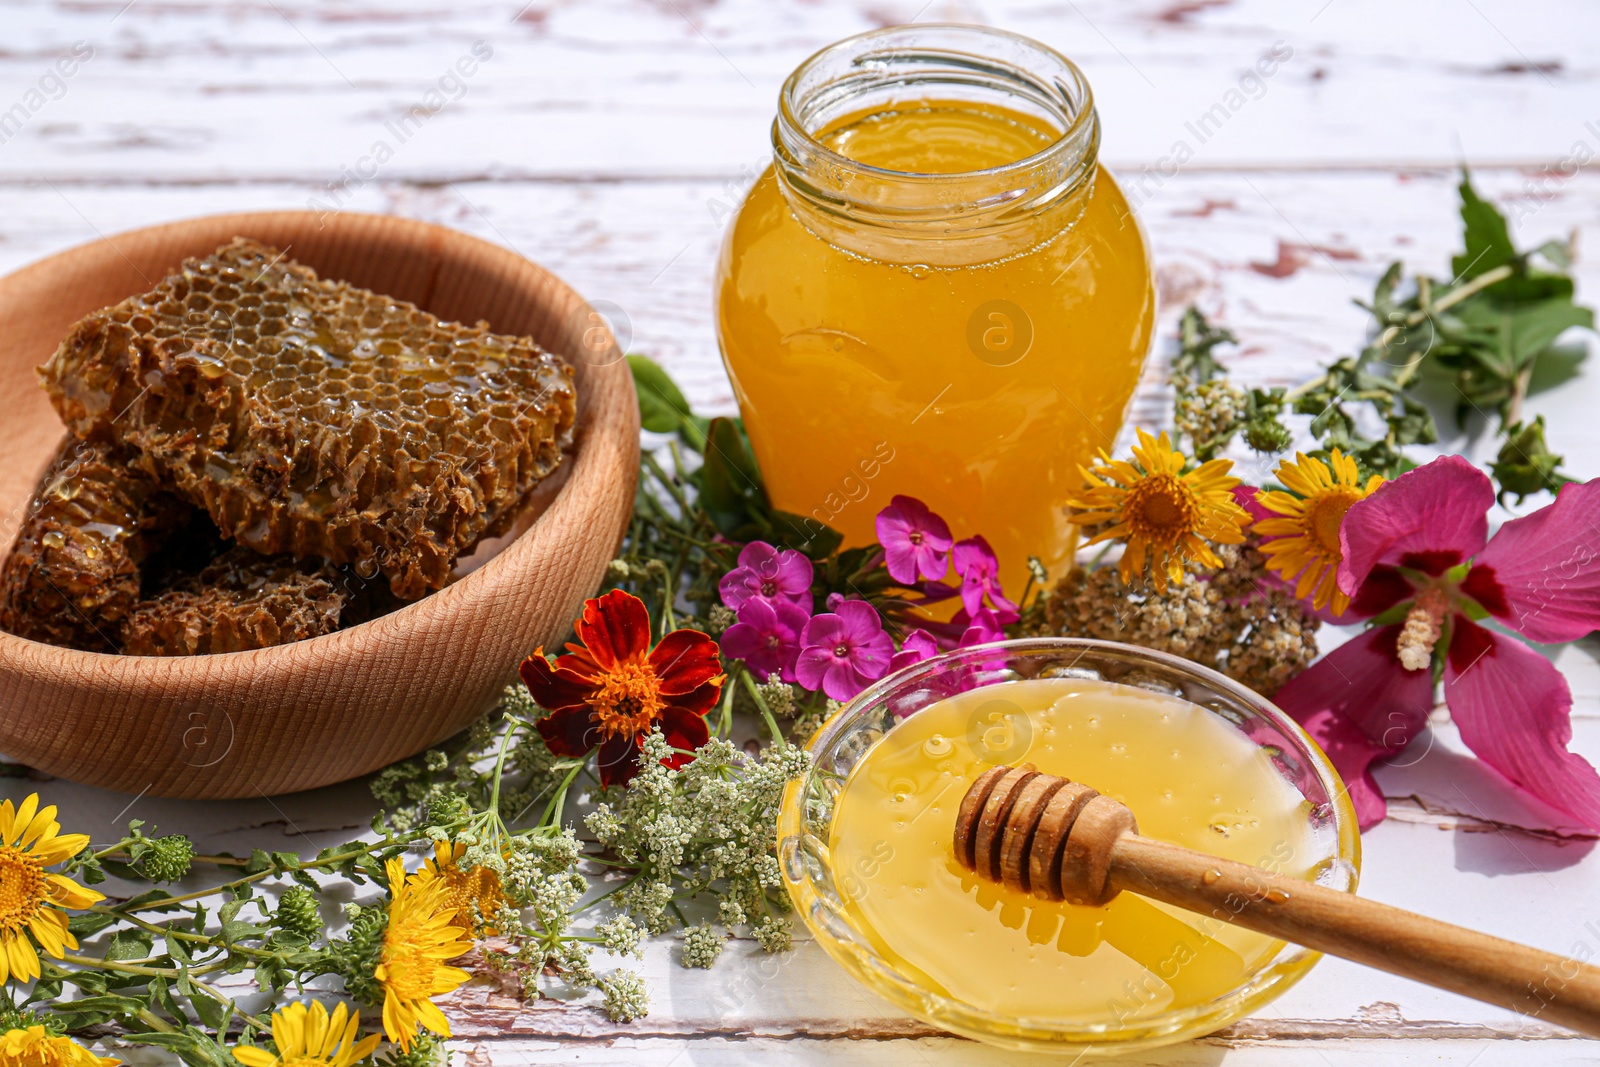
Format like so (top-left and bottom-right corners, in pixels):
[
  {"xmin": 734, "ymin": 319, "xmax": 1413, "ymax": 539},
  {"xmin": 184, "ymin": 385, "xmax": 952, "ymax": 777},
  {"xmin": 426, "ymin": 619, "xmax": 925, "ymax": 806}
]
[
  {"xmin": 575, "ymin": 869, "xmax": 643, "ymax": 914},
  {"xmin": 61, "ymin": 953, "xmax": 224, "ymax": 979},
  {"xmin": 739, "ymin": 669, "xmax": 785, "ymax": 744},
  {"xmin": 1374, "ymin": 262, "xmax": 1517, "ymax": 377},
  {"xmin": 85, "ymin": 907, "xmax": 275, "ymax": 960},
  {"xmin": 716, "ymin": 671, "xmax": 738, "ymax": 738},
  {"xmin": 488, "ymin": 724, "xmax": 518, "ymax": 823},
  {"xmin": 136, "ymin": 1008, "xmax": 178, "ymax": 1034},
  {"xmin": 1506, "ymin": 364, "xmax": 1533, "ymax": 427},
  {"xmin": 538, "ymin": 760, "xmax": 586, "ymax": 830},
  {"xmin": 110, "ymin": 843, "xmax": 376, "ymax": 913},
  {"xmin": 112, "ymin": 871, "xmax": 274, "ymax": 912}
]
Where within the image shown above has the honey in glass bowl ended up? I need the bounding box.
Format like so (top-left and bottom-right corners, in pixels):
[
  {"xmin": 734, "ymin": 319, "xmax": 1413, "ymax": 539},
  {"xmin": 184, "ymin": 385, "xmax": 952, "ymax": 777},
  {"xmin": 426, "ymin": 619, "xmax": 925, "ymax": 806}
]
[
  {"xmin": 830, "ymin": 676, "xmax": 1316, "ymax": 1023},
  {"xmin": 777, "ymin": 639, "xmax": 1360, "ymax": 1054},
  {"xmin": 716, "ymin": 26, "xmax": 1155, "ymax": 592}
]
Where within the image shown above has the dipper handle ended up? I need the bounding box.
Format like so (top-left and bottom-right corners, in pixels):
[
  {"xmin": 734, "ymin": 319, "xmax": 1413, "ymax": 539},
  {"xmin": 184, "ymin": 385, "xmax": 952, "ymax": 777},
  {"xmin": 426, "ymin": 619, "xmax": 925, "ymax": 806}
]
[{"xmin": 955, "ymin": 767, "xmax": 1600, "ymax": 1038}]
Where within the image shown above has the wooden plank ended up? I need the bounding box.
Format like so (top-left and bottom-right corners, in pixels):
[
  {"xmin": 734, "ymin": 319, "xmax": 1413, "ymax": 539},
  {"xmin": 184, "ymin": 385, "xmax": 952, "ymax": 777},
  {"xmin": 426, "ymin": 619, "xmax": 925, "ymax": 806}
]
[{"xmin": 0, "ymin": 0, "xmax": 1596, "ymax": 181}]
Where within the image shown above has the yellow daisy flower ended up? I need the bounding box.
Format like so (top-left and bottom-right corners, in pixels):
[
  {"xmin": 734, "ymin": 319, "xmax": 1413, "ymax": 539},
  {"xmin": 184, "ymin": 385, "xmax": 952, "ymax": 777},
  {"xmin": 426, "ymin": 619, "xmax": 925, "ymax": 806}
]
[
  {"xmin": 1255, "ymin": 449, "xmax": 1385, "ymax": 615},
  {"xmin": 232, "ymin": 1000, "xmax": 379, "ymax": 1067},
  {"xmin": 375, "ymin": 857, "xmax": 472, "ymax": 1052},
  {"xmin": 0, "ymin": 1026, "xmax": 117, "ymax": 1066},
  {"xmin": 420, "ymin": 842, "xmax": 508, "ymax": 937},
  {"xmin": 1068, "ymin": 428, "xmax": 1251, "ymax": 593},
  {"xmin": 0, "ymin": 794, "xmax": 105, "ymax": 983}
]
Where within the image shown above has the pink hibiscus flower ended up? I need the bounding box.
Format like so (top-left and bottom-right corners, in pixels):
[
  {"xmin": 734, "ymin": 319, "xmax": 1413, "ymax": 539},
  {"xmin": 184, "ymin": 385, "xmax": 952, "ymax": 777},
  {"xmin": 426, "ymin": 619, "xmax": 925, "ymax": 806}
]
[
  {"xmin": 719, "ymin": 541, "xmax": 813, "ymax": 612},
  {"xmin": 796, "ymin": 599, "xmax": 895, "ymax": 701},
  {"xmin": 1274, "ymin": 455, "xmax": 1600, "ymax": 831},
  {"xmin": 875, "ymin": 495, "xmax": 954, "ymax": 584},
  {"xmin": 720, "ymin": 597, "xmax": 810, "ymax": 684}
]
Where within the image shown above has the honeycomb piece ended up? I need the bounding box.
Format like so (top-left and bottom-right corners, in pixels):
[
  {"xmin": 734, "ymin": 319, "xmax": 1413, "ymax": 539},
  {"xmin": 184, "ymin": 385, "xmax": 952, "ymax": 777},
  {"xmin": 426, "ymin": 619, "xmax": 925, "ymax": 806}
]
[
  {"xmin": 120, "ymin": 547, "xmax": 347, "ymax": 656},
  {"xmin": 41, "ymin": 238, "xmax": 577, "ymax": 599},
  {"xmin": 0, "ymin": 440, "xmax": 191, "ymax": 651}
]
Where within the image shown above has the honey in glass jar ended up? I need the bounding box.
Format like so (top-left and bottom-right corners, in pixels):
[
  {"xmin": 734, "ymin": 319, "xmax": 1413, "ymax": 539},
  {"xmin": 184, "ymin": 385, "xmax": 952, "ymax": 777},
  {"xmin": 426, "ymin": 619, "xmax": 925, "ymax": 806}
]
[{"xmin": 716, "ymin": 26, "xmax": 1155, "ymax": 591}]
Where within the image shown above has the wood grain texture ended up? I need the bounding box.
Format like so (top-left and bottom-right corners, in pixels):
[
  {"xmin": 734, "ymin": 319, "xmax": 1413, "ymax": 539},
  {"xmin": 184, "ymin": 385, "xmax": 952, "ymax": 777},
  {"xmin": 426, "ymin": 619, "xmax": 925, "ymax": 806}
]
[
  {"xmin": 1, "ymin": 0, "xmax": 1595, "ymax": 181},
  {"xmin": 0, "ymin": 212, "xmax": 639, "ymax": 798}
]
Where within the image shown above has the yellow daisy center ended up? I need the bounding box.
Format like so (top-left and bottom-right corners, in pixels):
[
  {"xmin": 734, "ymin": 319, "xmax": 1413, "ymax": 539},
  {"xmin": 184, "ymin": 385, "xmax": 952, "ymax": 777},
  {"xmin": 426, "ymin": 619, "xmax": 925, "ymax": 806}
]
[
  {"xmin": 0, "ymin": 1026, "xmax": 116, "ymax": 1067},
  {"xmin": 1304, "ymin": 486, "xmax": 1363, "ymax": 559},
  {"xmin": 1124, "ymin": 472, "xmax": 1197, "ymax": 541},
  {"xmin": 588, "ymin": 661, "xmax": 664, "ymax": 741},
  {"xmin": 0, "ymin": 845, "xmax": 48, "ymax": 935}
]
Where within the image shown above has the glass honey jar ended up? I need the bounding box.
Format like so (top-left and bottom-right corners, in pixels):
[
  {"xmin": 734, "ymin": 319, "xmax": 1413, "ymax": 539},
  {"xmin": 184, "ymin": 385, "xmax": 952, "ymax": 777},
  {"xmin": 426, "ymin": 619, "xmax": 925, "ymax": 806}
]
[{"xmin": 716, "ymin": 25, "xmax": 1155, "ymax": 590}]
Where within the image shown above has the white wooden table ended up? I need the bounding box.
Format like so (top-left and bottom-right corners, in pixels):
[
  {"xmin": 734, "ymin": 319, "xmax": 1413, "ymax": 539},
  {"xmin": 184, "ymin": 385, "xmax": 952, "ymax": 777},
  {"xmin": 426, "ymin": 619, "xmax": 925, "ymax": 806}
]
[{"xmin": 5, "ymin": 1, "xmax": 1600, "ymax": 1062}]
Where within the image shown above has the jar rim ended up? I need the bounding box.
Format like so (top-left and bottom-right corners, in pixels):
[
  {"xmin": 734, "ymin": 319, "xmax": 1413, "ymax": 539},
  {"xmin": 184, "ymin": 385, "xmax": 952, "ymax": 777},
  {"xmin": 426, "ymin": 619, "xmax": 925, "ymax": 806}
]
[
  {"xmin": 776, "ymin": 23, "xmax": 1098, "ymax": 182},
  {"xmin": 770, "ymin": 24, "xmax": 1103, "ymax": 252}
]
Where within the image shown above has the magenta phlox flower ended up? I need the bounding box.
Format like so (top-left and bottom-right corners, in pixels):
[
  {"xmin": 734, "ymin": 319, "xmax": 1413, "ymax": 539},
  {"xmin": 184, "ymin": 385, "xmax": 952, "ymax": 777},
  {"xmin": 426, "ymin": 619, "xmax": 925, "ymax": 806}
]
[
  {"xmin": 719, "ymin": 541, "xmax": 813, "ymax": 612},
  {"xmin": 720, "ymin": 597, "xmax": 810, "ymax": 684},
  {"xmin": 889, "ymin": 628, "xmax": 940, "ymax": 673},
  {"xmin": 796, "ymin": 599, "xmax": 895, "ymax": 701},
  {"xmin": 875, "ymin": 495, "xmax": 954, "ymax": 585},
  {"xmin": 952, "ymin": 535, "xmax": 1020, "ymax": 623}
]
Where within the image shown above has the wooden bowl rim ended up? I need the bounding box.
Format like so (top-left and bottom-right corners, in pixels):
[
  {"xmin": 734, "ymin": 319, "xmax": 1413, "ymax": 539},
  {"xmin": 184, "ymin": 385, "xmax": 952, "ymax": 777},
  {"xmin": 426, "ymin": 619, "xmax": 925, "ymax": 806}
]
[{"xmin": 0, "ymin": 210, "xmax": 632, "ymax": 682}]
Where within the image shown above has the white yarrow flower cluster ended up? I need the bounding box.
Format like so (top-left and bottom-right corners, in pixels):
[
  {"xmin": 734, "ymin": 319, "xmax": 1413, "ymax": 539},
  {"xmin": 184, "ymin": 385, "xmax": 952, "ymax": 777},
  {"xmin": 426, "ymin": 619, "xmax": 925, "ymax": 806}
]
[
  {"xmin": 584, "ymin": 729, "xmax": 811, "ymax": 969},
  {"xmin": 680, "ymin": 923, "xmax": 725, "ymax": 968},
  {"xmin": 599, "ymin": 968, "xmax": 650, "ymax": 1022}
]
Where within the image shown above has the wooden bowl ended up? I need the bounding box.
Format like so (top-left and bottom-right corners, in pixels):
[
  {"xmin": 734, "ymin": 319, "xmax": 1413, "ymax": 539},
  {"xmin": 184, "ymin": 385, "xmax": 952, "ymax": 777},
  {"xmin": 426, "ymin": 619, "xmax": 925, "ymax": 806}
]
[{"xmin": 0, "ymin": 212, "xmax": 639, "ymax": 799}]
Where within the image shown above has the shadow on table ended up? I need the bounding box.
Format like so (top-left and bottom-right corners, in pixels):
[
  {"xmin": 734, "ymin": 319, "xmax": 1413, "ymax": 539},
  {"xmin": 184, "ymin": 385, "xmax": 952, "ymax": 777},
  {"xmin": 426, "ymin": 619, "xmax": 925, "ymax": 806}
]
[{"xmin": 1376, "ymin": 736, "xmax": 1598, "ymax": 874}]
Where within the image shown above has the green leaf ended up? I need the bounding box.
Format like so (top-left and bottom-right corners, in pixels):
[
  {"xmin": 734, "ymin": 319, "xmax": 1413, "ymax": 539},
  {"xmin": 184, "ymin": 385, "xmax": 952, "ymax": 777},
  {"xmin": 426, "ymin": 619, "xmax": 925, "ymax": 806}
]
[
  {"xmin": 768, "ymin": 510, "xmax": 843, "ymax": 559},
  {"xmin": 1490, "ymin": 415, "xmax": 1571, "ymax": 503},
  {"xmin": 123, "ymin": 1028, "xmax": 239, "ymax": 1067},
  {"xmin": 46, "ymin": 992, "xmax": 148, "ymax": 1030},
  {"xmin": 119, "ymin": 888, "xmax": 183, "ymax": 912},
  {"xmin": 629, "ymin": 354, "xmax": 709, "ymax": 449},
  {"xmin": 68, "ymin": 911, "xmax": 119, "ymax": 938},
  {"xmin": 1452, "ymin": 295, "xmax": 1592, "ymax": 373},
  {"xmin": 1453, "ymin": 168, "xmax": 1517, "ymax": 281},
  {"xmin": 1535, "ymin": 238, "xmax": 1573, "ymax": 269},
  {"xmin": 148, "ymin": 975, "xmax": 188, "ymax": 1025},
  {"xmin": 189, "ymin": 986, "xmax": 233, "ymax": 1030},
  {"xmin": 104, "ymin": 929, "xmax": 155, "ymax": 961},
  {"xmin": 697, "ymin": 417, "xmax": 768, "ymax": 537}
]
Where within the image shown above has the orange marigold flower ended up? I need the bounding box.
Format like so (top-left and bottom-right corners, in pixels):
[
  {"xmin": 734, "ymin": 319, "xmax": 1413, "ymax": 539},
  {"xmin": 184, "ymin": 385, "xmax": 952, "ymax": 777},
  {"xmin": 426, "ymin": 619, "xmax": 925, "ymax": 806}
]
[{"xmin": 519, "ymin": 589, "xmax": 724, "ymax": 787}]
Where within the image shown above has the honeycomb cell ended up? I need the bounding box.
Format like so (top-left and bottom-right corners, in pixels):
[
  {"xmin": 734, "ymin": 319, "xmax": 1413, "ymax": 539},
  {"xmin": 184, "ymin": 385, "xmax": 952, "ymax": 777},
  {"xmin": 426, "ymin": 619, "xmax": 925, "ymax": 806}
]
[
  {"xmin": 0, "ymin": 440, "xmax": 193, "ymax": 651},
  {"xmin": 39, "ymin": 238, "xmax": 577, "ymax": 599},
  {"xmin": 120, "ymin": 547, "xmax": 346, "ymax": 656}
]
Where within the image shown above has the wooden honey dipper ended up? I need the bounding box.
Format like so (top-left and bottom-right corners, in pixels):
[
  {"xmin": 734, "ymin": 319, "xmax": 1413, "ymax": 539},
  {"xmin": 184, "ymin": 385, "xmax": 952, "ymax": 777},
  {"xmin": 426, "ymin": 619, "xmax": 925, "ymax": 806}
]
[{"xmin": 956, "ymin": 766, "xmax": 1600, "ymax": 1037}]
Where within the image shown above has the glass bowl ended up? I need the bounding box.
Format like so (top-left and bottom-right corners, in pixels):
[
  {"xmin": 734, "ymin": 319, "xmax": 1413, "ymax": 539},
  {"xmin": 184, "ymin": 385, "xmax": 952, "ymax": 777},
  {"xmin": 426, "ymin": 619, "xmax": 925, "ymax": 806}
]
[{"xmin": 776, "ymin": 638, "xmax": 1361, "ymax": 1056}]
